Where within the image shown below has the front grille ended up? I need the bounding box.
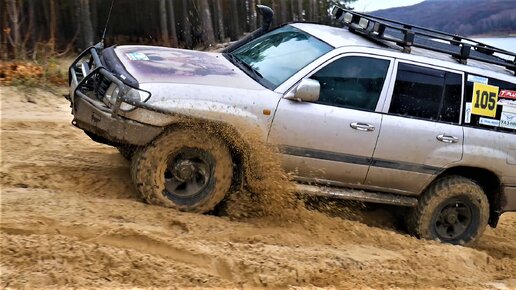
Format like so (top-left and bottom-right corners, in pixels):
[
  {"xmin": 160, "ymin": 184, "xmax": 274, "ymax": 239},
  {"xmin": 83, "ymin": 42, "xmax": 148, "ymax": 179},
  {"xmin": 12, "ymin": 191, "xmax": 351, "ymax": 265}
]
[{"xmin": 96, "ymin": 75, "xmax": 112, "ymax": 98}]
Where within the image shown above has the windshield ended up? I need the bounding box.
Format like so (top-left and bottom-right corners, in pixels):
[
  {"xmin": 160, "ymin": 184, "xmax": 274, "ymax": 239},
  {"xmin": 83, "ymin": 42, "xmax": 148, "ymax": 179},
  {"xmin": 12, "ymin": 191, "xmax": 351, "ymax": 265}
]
[{"xmin": 229, "ymin": 25, "xmax": 332, "ymax": 90}]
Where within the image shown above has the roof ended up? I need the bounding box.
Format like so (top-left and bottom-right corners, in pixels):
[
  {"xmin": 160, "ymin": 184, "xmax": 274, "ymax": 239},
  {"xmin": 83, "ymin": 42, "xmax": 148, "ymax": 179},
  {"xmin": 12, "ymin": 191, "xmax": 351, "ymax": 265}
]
[
  {"xmin": 291, "ymin": 22, "xmax": 516, "ymax": 79},
  {"xmin": 292, "ymin": 23, "xmax": 382, "ymax": 49}
]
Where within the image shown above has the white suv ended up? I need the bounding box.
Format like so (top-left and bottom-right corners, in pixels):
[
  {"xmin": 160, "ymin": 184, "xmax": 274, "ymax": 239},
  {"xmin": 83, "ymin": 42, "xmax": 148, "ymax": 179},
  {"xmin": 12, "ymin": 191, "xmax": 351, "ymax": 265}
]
[{"xmin": 66, "ymin": 6, "xmax": 516, "ymax": 245}]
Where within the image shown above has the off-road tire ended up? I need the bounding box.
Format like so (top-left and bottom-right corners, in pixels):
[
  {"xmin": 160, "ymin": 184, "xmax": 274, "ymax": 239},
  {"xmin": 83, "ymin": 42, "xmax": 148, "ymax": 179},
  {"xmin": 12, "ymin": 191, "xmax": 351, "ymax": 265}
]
[
  {"xmin": 117, "ymin": 145, "xmax": 137, "ymax": 161},
  {"xmin": 406, "ymin": 176, "xmax": 489, "ymax": 245},
  {"xmin": 131, "ymin": 128, "xmax": 233, "ymax": 213}
]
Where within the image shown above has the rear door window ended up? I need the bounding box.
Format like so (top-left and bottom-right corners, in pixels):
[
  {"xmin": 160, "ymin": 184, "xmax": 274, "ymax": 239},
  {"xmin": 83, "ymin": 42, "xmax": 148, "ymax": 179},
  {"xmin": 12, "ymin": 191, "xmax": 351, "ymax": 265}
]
[{"xmin": 388, "ymin": 63, "xmax": 462, "ymax": 124}]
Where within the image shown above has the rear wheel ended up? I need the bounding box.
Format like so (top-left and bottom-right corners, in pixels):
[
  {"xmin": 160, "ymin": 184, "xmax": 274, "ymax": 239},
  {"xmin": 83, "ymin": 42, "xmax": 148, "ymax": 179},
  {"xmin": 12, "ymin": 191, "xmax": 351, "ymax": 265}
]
[
  {"xmin": 406, "ymin": 176, "xmax": 489, "ymax": 245},
  {"xmin": 131, "ymin": 128, "xmax": 233, "ymax": 213}
]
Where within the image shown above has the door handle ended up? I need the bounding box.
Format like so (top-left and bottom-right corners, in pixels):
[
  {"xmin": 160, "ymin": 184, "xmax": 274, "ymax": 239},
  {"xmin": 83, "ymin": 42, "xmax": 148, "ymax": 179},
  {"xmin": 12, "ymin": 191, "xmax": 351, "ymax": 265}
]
[
  {"xmin": 437, "ymin": 134, "xmax": 459, "ymax": 143},
  {"xmin": 350, "ymin": 122, "xmax": 375, "ymax": 132}
]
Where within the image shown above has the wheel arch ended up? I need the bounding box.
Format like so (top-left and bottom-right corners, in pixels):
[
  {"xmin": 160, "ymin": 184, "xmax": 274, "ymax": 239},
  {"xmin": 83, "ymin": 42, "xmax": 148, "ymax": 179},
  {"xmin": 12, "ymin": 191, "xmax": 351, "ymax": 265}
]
[{"xmin": 434, "ymin": 166, "xmax": 502, "ymax": 228}]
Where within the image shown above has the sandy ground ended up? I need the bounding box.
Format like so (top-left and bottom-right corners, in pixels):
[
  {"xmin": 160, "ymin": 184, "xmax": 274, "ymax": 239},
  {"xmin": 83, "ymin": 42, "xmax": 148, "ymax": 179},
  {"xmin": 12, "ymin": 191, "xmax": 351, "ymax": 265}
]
[{"xmin": 0, "ymin": 86, "xmax": 515, "ymax": 289}]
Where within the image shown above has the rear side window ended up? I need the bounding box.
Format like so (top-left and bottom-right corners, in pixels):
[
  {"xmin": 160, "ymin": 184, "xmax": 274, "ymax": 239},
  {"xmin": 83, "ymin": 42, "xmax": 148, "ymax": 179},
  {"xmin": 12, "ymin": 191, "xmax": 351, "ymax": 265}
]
[
  {"xmin": 310, "ymin": 56, "xmax": 390, "ymax": 111},
  {"xmin": 389, "ymin": 63, "xmax": 462, "ymax": 124},
  {"xmin": 464, "ymin": 76, "xmax": 516, "ymax": 133}
]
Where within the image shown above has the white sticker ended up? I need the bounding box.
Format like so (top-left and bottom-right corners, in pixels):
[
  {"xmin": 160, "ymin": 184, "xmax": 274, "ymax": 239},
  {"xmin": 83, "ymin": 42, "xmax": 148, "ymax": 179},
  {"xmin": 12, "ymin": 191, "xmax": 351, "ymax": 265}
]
[
  {"xmin": 502, "ymin": 105, "xmax": 516, "ymax": 114},
  {"xmin": 467, "ymin": 75, "xmax": 488, "ymax": 84},
  {"xmin": 500, "ymin": 112, "xmax": 516, "ymax": 129},
  {"xmin": 500, "ymin": 105, "xmax": 516, "ymax": 129},
  {"xmin": 498, "ymin": 99, "xmax": 516, "ymax": 107},
  {"xmin": 465, "ymin": 102, "xmax": 472, "ymax": 124},
  {"xmin": 479, "ymin": 117, "xmax": 500, "ymax": 127},
  {"xmin": 126, "ymin": 52, "xmax": 150, "ymax": 61}
]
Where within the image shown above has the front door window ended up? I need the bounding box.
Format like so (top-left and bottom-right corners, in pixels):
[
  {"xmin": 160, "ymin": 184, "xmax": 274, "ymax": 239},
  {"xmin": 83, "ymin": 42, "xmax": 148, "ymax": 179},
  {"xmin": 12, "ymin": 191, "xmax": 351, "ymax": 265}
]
[{"xmin": 310, "ymin": 56, "xmax": 391, "ymax": 111}]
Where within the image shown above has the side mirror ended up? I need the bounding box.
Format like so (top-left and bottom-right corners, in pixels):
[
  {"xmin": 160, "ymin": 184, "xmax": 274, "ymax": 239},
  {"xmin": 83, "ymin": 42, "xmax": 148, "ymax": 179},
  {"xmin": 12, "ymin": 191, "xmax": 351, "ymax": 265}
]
[{"xmin": 286, "ymin": 79, "xmax": 320, "ymax": 102}]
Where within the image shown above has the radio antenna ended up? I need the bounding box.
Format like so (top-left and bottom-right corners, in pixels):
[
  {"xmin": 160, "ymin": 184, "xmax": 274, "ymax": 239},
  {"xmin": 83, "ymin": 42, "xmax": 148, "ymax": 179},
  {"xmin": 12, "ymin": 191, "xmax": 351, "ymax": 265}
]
[{"xmin": 101, "ymin": 0, "xmax": 115, "ymax": 47}]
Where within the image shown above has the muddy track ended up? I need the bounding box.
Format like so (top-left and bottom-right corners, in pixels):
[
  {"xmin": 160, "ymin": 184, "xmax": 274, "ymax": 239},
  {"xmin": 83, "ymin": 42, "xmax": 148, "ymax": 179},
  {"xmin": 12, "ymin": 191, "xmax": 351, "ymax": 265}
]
[{"xmin": 1, "ymin": 86, "xmax": 515, "ymax": 289}]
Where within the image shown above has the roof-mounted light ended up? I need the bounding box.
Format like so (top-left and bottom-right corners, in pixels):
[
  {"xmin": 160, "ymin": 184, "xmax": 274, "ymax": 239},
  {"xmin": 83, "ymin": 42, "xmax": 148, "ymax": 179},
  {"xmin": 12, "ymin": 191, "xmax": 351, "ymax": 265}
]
[
  {"xmin": 358, "ymin": 18, "xmax": 369, "ymax": 29},
  {"xmin": 343, "ymin": 12, "xmax": 353, "ymax": 24},
  {"xmin": 331, "ymin": 6, "xmax": 344, "ymax": 19}
]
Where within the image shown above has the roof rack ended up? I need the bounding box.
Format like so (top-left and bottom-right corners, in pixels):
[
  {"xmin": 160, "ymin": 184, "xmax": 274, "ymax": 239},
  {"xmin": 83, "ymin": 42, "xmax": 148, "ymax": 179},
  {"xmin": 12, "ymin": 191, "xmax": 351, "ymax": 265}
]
[{"xmin": 331, "ymin": 6, "xmax": 516, "ymax": 75}]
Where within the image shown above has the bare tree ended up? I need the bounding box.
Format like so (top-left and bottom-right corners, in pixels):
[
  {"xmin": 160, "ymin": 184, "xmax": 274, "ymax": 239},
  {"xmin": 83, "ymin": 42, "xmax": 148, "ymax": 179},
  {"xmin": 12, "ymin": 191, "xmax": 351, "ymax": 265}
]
[
  {"xmin": 215, "ymin": 0, "xmax": 225, "ymax": 41},
  {"xmin": 198, "ymin": 0, "xmax": 215, "ymax": 45},
  {"xmin": 248, "ymin": 0, "xmax": 257, "ymax": 31},
  {"xmin": 159, "ymin": 0, "xmax": 170, "ymax": 46},
  {"xmin": 90, "ymin": 0, "xmax": 98, "ymax": 35},
  {"xmin": 6, "ymin": 0, "xmax": 23, "ymax": 58},
  {"xmin": 49, "ymin": 0, "xmax": 58, "ymax": 53},
  {"xmin": 181, "ymin": 0, "xmax": 192, "ymax": 47},
  {"xmin": 79, "ymin": 0, "xmax": 94, "ymax": 49},
  {"xmin": 280, "ymin": 0, "xmax": 288, "ymax": 23},
  {"xmin": 166, "ymin": 0, "xmax": 178, "ymax": 47},
  {"xmin": 229, "ymin": 0, "xmax": 240, "ymax": 40},
  {"xmin": 1, "ymin": 2, "xmax": 7, "ymax": 60},
  {"xmin": 271, "ymin": 0, "xmax": 281, "ymax": 26},
  {"xmin": 298, "ymin": 0, "xmax": 304, "ymax": 21},
  {"xmin": 310, "ymin": 0, "xmax": 319, "ymax": 21},
  {"xmin": 23, "ymin": 0, "xmax": 35, "ymax": 54}
]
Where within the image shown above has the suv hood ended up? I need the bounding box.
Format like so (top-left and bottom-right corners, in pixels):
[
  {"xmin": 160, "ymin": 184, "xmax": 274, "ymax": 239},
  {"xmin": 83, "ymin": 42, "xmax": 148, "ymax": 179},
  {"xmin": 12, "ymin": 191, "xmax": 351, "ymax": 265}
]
[{"xmin": 114, "ymin": 45, "xmax": 263, "ymax": 90}]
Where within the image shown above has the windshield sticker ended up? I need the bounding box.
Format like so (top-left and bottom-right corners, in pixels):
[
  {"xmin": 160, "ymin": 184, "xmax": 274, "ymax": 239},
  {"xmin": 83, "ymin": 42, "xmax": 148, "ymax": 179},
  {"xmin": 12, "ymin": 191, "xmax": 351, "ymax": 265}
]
[
  {"xmin": 479, "ymin": 117, "xmax": 500, "ymax": 127},
  {"xmin": 120, "ymin": 47, "xmax": 235, "ymax": 77},
  {"xmin": 126, "ymin": 52, "xmax": 150, "ymax": 61},
  {"xmin": 467, "ymin": 75, "xmax": 488, "ymax": 84},
  {"xmin": 500, "ymin": 105, "xmax": 516, "ymax": 129},
  {"xmin": 465, "ymin": 102, "xmax": 472, "ymax": 124},
  {"xmin": 500, "ymin": 90, "xmax": 516, "ymax": 100},
  {"xmin": 471, "ymin": 83, "xmax": 499, "ymax": 118}
]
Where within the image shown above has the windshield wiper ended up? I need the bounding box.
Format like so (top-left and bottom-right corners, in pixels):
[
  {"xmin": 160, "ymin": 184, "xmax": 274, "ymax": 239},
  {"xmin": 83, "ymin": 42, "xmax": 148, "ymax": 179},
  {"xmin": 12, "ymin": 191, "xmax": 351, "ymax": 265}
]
[{"xmin": 225, "ymin": 53, "xmax": 263, "ymax": 80}]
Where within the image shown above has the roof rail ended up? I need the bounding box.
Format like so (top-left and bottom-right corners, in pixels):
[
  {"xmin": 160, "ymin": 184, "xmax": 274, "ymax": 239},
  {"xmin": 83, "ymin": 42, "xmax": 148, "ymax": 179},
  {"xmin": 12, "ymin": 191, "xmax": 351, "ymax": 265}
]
[{"xmin": 331, "ymin": 6, "xmax": 516, "ymax": 75}]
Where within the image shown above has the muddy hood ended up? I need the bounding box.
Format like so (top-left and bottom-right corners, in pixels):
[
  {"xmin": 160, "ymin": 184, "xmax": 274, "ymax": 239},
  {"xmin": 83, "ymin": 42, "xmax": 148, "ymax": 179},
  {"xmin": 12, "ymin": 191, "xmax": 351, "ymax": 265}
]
[{"xmin": 114, "ymin": 45, "xmax": 263, "ymax": 90}]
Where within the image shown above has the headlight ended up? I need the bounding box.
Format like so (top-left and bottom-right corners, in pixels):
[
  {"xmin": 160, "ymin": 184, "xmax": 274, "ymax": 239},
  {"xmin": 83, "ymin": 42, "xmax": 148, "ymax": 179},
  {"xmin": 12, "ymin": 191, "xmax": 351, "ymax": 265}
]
[{"xmin": 105, "ymin": 83, "xmax": 150, "ymax": 111}]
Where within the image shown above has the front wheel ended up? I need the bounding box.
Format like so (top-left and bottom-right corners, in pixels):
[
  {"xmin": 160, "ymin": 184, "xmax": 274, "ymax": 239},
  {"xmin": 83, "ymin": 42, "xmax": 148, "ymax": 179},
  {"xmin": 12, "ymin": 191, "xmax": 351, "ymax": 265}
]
[
  {"xmin": 131, "ymin": 128, "xmax": 233, "ymax": 213},
  {"xmin": 406, "ymin": 176, "xmax": 489, "ymax": 245}
]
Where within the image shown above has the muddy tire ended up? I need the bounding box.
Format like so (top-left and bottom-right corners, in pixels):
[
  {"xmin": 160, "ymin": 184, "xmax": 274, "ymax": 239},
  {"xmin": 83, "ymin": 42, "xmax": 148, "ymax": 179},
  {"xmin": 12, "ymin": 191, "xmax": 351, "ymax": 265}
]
[
  {"xmin": 131, "ymin": 128, "xmax": 233, "ymax": 213},
  {"xmin": 117, "ymin": 145, "xmax": 136, "ymax": 161},
  {"xmin": 406, "ymin": 176, "xmax": 489, "ymax": 245}
]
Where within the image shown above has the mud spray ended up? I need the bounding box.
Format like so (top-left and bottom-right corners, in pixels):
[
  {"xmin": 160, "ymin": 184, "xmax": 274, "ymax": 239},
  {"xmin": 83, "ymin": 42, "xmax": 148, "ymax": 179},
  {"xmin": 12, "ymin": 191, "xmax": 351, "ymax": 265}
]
[{"xmin": 197, "ymin": 122, "xmax": 366, "ymax": 231}]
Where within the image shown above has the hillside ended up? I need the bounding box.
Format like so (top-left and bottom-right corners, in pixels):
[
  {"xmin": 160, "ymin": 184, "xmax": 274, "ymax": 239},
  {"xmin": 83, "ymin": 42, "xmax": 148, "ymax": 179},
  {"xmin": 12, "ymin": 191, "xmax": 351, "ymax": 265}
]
[{"xmin": 370, "ymin": 0, "xmax": 516, "ymax": 36}]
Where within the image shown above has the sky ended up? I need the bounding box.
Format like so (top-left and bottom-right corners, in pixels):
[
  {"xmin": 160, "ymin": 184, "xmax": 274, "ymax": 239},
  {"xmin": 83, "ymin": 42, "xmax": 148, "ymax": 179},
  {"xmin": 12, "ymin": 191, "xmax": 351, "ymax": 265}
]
[{"xmin": 351, "ymin": 0, "xmax": 425, "ymax": 12}]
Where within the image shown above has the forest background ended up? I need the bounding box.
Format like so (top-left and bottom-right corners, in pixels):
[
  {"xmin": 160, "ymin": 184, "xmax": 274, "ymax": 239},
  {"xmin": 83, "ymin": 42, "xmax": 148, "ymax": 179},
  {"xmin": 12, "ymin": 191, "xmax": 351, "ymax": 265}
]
[
  {"xmin": 1, "ymin": 0, "xmax": 356, "ymax": 60},
  {"xmin": 2, "ymin": 0, "xmax": 514, "ymax": 85}
]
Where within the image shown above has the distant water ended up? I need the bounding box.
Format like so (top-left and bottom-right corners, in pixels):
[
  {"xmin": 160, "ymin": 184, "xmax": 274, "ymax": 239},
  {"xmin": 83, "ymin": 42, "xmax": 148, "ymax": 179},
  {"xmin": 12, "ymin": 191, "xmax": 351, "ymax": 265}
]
[{"xmin": 474, "ymin": 37, "xmax": 516, "ymax": 53}]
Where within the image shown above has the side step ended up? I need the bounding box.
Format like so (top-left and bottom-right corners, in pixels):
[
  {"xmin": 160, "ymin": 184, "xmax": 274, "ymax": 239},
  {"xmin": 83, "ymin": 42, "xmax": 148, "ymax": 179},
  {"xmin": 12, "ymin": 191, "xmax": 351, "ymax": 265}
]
[{"xmin": 295, "ymin": 183, "xmax": 418, "ymax": 207}]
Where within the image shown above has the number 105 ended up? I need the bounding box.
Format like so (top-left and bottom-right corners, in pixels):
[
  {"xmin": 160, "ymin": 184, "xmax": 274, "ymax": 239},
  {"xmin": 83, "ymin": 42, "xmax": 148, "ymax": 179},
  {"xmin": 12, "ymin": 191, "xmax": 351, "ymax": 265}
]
[{"xmin": 474, "ymin": 90, "xmax": 497, "ymax": 110}]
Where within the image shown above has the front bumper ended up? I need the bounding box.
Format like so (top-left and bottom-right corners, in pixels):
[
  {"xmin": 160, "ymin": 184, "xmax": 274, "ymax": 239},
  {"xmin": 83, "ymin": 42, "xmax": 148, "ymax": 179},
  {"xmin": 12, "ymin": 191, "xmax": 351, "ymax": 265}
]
[
  {"xmin": 68, "ymin": 45, "xmax": 163, "ymax": 146},
  {"xmin": 71, "ymin": 95, "xmax": 162, "ymax": 146}
]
